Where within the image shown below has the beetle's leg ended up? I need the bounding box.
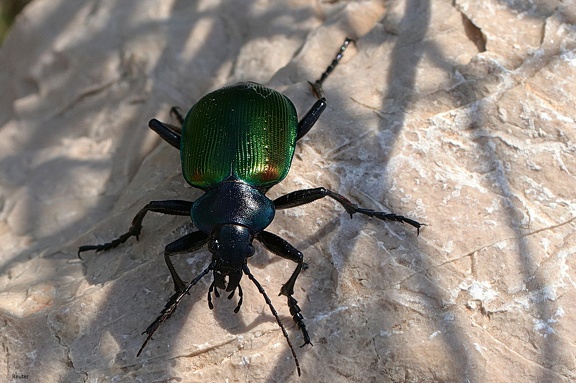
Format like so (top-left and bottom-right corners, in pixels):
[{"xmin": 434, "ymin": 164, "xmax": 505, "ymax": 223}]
[
  {"xmin": 274, "ymin": 188, "xmax": 424, "ymax": 234},
  {"xmin": 148, "ymin": 119, "xmax": 181, "ymax": 149},
  {"xmin": 309, "ymin": 38, "xmax": 354, "ymax": 100},
  {"xmin": 78, "ymin": 200, "xmax": 193, "ymax": 257},
  {"xmin": 163, "ymin": 231, "xmax": 209, "ymax": 293},
  {"xmin": 149, "ymin": 106, "xmax": 184, "ymax": 149},
  {"xmin": 296, "ymin": 99, "xmax": 326, "ymax": 141},
  {"xmin": 256, "ymin": 231, "xmax": 312, "ymax": 347},
  {"xmin": 256, "ymin": 231, "xmax": 304, "ymax": 297},
  {"xmin": 138, "ymin": 260, "xmax": 216, "ymax": 357},
  {"xmin": 297, "ymin": 38, "xmax": 354, "ymax": 141},
  {"xmin": 207, "ymin": 270, "xmax": 227, "ymax": 310}
]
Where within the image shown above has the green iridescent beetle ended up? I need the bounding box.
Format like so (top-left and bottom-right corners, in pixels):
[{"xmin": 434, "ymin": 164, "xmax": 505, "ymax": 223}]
[{"xmin": 79, "ymin": 38, "xmax": 422, "ymax": 376}]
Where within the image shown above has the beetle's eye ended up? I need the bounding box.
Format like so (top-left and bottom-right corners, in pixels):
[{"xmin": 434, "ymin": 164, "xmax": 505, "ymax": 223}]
[
  {"xmin": 246, "ymin": 244, "xmax": 255, "ymax": 257},
  {"xmin": 208, "ymin": 239, "xmax": 220, "ymax": 252}
]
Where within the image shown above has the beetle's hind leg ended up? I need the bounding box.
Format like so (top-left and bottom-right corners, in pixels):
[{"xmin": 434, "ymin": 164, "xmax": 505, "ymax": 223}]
[
  {"xmin": 256, "ymin": 231, "xmax": 312, "ymax": 346},
  {"xmin": 297, "ymin": 38, "xmax": 354, "ymax": 141},
  {"xmin": 309, "ymin": 37, "xmax": 354, "ymax": 100},
  {"xmin": 148, "ymin": 119, "xmax": 181, "ymax": 149},
  {"xmin": 78, "ymin": 200, "xmax": 193, "ymax": 257},
  {"xmin": 273, "ymin": 188, "xmax": 424, "ymax": 234},
  {"xmin": 147, "ymin": 106, "xmax": 186, "ymax": 149}
]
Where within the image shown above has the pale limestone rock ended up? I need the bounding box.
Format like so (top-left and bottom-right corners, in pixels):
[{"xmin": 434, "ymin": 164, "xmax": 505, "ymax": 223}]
[{"xmin": 0, "ymin": 0, "xmax": 575, "ymax": 382}]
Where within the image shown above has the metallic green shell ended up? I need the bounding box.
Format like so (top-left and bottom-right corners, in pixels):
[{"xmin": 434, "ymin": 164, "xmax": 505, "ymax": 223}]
[{"xmin": 181, "ymin": 82, "xmax": 298, "ymax": 189}]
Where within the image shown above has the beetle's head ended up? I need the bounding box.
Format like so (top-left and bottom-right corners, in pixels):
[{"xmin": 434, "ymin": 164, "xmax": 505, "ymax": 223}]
[{"xmin": 208, "ymin": 224, "xmax": 255, "ymax": 291}]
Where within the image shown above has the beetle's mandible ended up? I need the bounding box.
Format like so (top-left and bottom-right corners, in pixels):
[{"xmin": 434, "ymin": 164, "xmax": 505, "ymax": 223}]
[{"xmin": 79, "ymin": 38, "xmax": 423, "ymax": 376}]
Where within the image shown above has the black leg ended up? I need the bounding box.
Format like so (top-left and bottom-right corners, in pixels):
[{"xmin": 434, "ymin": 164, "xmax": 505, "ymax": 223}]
[
  {"xmin": 296, "ymin": 38, "xmax": 354, "ymax": 141},
  {"xmin": 78, "ymin": 200, "xmax": 194, "ymax": 256},
  {"xmin": 163, "ymin": 231, "xmax": 209, "ymax": 292},
  {"xmin": 148, "ymin": 119, "xmax": 181, "ymax": 149},
  {"xmin": 308, "ymin": 38, "xmax": 353, "ymax": 100},
  {"xmin": 287, "ymin": 296, "xmax": 310, "ymax": 347},
  {"xmin": 256, "ymin": 231, "xmax": 311, "ymax": 346},
  {"xmin": 296, "ymin": 99, "xmax": 326, "ymax": 141},
  {"xmin": 148, "ymin": 106, "xmax": 185, "ymax": 149},
  {"xmin": 137, "ymin": 260, "xmax": 216, "ymax": 357},
  {"xmin": 257, "ymin": 231, "xmax": 303, "ymax": 296},
  {"xmin": 273, "ymin": 188, "xmax": 423, "ymax": 234}
]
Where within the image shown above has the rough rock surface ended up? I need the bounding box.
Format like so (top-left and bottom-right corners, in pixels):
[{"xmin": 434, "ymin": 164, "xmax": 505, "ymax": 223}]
[{"xmin": 1, "ymin": 0, "xmax": 575, "ymax": 382}]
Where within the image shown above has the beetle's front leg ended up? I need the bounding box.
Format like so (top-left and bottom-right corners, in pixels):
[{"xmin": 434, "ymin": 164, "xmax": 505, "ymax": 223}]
[
  {"xmin": 274, "ymin": 188, "xmax": 424, "ymax": 234},
  {"xmin": 78, "ymin": 200, "xmax": 194, "ymax": 256},
  {"xmin": 256, "ymin": 231, "xmax": 312, "ymax": 346},
  {"xmin": 163, "ymin": 231, "xmax": 209, "ymax": 293}
]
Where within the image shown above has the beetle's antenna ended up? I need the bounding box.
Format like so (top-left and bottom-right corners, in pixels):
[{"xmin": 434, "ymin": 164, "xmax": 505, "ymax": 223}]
[
  {"xmin": 243, "ymin": 264, "xmax": 302, "ymax": 376},
  {"xmin": 137, "ymin": 260, "xmax": 216, "ymax": 356},
  {"xmin": 309, "ymin": 37, "xmax": 354, "ymax": 100}
]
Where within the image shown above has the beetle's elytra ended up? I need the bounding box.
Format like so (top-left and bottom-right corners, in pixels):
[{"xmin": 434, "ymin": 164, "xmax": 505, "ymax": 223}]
[
  {"xmin": 79, "ymin": 38, "xmax": 423, "ymax": 376},
  {"xmin": 182, "ymin": 82, "xmax": 298, "ymax": 188}
]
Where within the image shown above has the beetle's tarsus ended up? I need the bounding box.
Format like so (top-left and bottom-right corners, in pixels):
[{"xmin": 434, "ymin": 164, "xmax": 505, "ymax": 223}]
[
  {"xmin": 351, "ymin": 208, "xmax": 424, "ymax": 234},
  {"xmin": 77, "ymin": 228, "xmax": 141, "ymax": 257},
  {"xmin": 287, "ymin": 296, "xmax": 312, "ymax": 347},
  {"xmin": 308, "ymin": 37, "xmax": 354, "ymax": 101}
]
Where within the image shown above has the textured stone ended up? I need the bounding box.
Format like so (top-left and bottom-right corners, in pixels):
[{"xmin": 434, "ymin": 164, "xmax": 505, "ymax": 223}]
[{"xmin": 1, "ymin": 0, "xmax": 575, "ymax": 382}]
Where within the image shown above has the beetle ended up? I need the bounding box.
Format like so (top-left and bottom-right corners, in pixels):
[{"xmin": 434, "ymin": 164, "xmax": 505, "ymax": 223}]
[{"xmin": 79, "ymin": 38, "xmax": 423, "ymax": 376}]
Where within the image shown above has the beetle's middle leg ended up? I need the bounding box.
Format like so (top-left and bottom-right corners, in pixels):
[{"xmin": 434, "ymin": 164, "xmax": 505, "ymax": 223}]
[
  {"xmin": 78, "ymin": 200, "xmax": 193, "ymax": 256},
  {"xmin": 256, "ymin": 230, "xmax": 312, "ymax": 346}
]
